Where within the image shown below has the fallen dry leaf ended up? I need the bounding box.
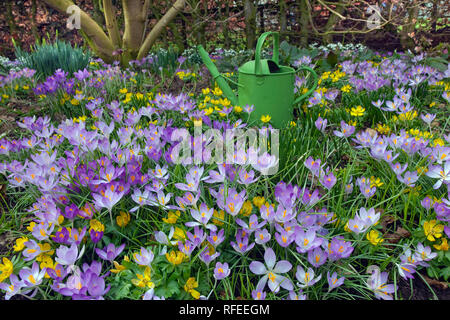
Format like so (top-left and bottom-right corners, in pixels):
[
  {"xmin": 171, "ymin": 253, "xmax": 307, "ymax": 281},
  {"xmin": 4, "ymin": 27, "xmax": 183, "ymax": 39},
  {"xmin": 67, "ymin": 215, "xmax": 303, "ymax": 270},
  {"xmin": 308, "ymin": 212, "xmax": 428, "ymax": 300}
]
[
  {"xmin": 380, "ymin": 214, "xmax": 397, "ymax": 232},
  {"xmin": 366, "ymin": 128, "xmax": 378, "ymax": 138},
  {"xmin": 423, "ymin": 275, "xmax": 449, "ymax": 290}
]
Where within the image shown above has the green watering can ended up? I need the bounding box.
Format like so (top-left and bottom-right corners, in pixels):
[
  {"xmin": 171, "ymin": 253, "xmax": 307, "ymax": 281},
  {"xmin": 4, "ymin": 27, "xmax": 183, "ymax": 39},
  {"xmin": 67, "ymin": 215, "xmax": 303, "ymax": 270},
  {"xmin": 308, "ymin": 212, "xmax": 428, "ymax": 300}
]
[{"xmin": 197, "ymin": 31, "xmax": 318, "ymax": 128}]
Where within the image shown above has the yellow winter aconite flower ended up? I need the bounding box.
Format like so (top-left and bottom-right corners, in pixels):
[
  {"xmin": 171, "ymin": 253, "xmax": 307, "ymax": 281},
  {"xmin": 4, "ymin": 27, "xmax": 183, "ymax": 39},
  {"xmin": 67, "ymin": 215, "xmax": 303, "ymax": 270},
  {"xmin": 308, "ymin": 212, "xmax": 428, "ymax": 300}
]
[
  {"xmin": 423, "ymin": 220, "xmax": 444, "ymax": 242},
  {"xmin": 173, "ymin": 227, "xmax": 186, "ymax": 241},
  {"xmin": 166, "ymin": 250, "xmax": 186, "ymax": 265},
  {"xmin": 234, "ymin": 106, "xmax": 242, "ymax": 113},
  {"xmin": 184, "ymin": 277, "xmax": 200, "ymax": 299},
  {"xmin": 110, "ymin": 261, "xmax": 127, "ymax": 274},
  {"xmin": 212, "ymin": 209, "xmax": 225, "ymax": 226},
  {"xmin": 162, "ymin": 210, "xmax": 181, "ymax": 224},
  {"xmin": 260, "ymin": 115, "xmax": 271, "ymax": 123},
  {"xmin": 0, "ymin": 257, "xmax": 13, "ymax": 282},
  {"xmin": 116, "ymin": 211, "xmax": 131, "ymax": 227},
  {"xmin": 370, "ymin": 176, "xmax": 383, "ymax": 188},
  {"xmin": 341, "ymin": 84, "xmax": 352, "ymax": 93},
  {"xmin": 366, "ymin": 230, "xmax": 384, "ymax": 246},
  {"xmin": 14, "ymin": 237, "xmax": 28, "ymax": 252},
  {"xmin": 89, "ymin": 219, "xmax": 105, "ymax": 232},
  {"xmin": 350, "ymin": 105, "xmax": 365, "ymax": 117},
  {"xmin": 253, "ymin": 196, "xmax": 266, "ymax": 209},
  {"xmin": 132, "ymin": 266, "xmax": 154, "ymax": 289},
  {"xmin": 239, "ymin": 200, "xmax": 253, "ymax": 216},
  {"xmin": 433, "ymin": 238, "xmax": 449, "ymax": 251}
]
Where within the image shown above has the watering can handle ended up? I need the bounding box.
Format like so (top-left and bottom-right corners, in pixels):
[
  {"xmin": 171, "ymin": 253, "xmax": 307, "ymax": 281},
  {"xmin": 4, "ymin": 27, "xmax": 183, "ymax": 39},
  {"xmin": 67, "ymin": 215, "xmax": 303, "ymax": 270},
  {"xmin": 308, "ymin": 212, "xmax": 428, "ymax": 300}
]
[
  {"xmin": 254, "ymin": 31, "xmax": 279, "ymax": 75},
  {"xmin": 293, "ymin": 66, "xmax": 319, "ymax": 106}
]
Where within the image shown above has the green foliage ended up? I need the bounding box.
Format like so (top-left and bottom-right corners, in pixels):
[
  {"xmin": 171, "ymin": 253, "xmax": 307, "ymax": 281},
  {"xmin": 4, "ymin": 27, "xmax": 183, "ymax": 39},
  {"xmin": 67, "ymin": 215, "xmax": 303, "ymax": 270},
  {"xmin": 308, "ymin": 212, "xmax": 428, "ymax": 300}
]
[{"xmin": 14, "ymin": 39, "xmax": 91, "ymax": 80}]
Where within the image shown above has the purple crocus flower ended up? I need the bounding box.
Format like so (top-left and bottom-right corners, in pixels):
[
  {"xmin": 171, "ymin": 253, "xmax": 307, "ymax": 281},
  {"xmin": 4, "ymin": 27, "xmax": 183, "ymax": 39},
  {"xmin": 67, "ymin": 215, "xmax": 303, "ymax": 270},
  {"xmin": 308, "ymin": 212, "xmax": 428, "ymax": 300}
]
[
  {"xmin": 251, "ymin": 280, "xmax": 266, "ymax": 300},
  {"xmin": 315, "ymin": 117, "xmax": 327, "ymax": 133},
  {"xmin": 230, "ymin": 230, "xmax": 255, "ymax": 255},
  {"xmin": 199, "ymin": 247, "xmax": 220, "ymax": 266},
  {"xmin": 426, "ymin": 161, "xmax": 450, "ymax": 189},
  {"xmin": 327, "ymin": 271, "xmax": 345, "ymax": 291},
  {"xmin": 186, "ymin": 203, "xmax": 217, "ymax": 231},
  {"xmin": 333, "ymin": 121, "xmax": 355, "ymax": 138},
  {"xmin": 327, "ymin": 236, "xmax": 354, "ymax": 261},
  {"xmin": 207, "ymin": 229, "xmax": 225, "ymax": 248},
  {"xmin": 90, "ymin": 229, "xmax": 103, "ymax": 244},
  {"xmin": 22, "ymin": 239, "xmax": 41, "ymax": 261},
  {"xmin": 55, "ymin": 243, "xmax": 85, "ymax": 266},
  {"xmin": 19, "ymin": 262, "xmax": 47, "ymax": 288},
  {"xmin": 0, "ymin": 274, "xmax": 25, "ymax": 300},
  {"xmin": 295, "ymin": 228, "xmax": 323, "ymax": 253},
  {"xmin": 254, "ymin": 228, "xmax": 271, "ymax": 245},
  {"xmin": 235, "ymin": 214, "xmax": 266, "ymax": 234},
  {"xmin": 249, "ymin": 247, "xmax": 293, "ymax": 293},
  {"xmin": 296, "ymin": 266, "xmax": 321, "ymax": 288},
  {"xmin": 213, "ymin": 262, "xmax": 230, "ymax": 280},
  {"xmin": 95, "ymin": 243, "xmax": 125, "ymax": 261},
  {"xmin": 307, "ymin": 247, "xmax": 328, "ymax": 267},
  {"xmin": 366, "ymin": 265, "xmax": 396, "ymax": 300},
  {"xmin": 133, "ymin": 247, "xmax": 154, "ymax": 266},
  {"xmin": 420, "ymin": 113, "xmax": 436, "ymax": 125}
]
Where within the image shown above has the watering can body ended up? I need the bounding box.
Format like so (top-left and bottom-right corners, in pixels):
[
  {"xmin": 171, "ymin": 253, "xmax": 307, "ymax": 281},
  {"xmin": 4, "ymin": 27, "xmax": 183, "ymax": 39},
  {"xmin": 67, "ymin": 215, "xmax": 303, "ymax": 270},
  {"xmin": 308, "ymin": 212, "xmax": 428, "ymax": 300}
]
[{"xmin": 197, "ymin": 31, "xmax": 318, "ymax": 128}]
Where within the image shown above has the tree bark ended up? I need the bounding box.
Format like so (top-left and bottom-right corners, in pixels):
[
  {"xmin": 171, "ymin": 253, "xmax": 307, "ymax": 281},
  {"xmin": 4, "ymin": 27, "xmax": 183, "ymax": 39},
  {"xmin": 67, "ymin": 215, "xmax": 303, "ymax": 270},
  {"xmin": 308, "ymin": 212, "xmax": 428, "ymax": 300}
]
[
  {"xmin": 137, "ymin": 0, "xmax": 185, "ymax": 60},
  {"xmin": 103, "ymin": 0, "xmax": 122, "ymax": 50},
  {"xmin": 41, "ymin": 0, "xmax": 115, "ymax": 63},
  {"xmin": 122, "ymin": 0, "xmax": 147, "ymax": 63},
  {"xmin": 298, "ymin": 0, "xmax": 309, "ymax": 47},
  {"xmin": 322, "ymin": 3, "xmax": 345, "ymax": 44},
  {"xmin": 244, "ymin": 0, "xmax": 257, "ymax": 50}
]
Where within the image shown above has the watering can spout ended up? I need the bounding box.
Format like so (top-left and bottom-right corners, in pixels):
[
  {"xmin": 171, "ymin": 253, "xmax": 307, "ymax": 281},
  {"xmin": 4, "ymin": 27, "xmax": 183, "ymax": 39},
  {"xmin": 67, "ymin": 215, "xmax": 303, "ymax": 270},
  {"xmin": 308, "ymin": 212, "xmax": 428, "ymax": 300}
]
[{"xmin": 196, "ymin": 45, "xmax": 238, "ymax": 106}]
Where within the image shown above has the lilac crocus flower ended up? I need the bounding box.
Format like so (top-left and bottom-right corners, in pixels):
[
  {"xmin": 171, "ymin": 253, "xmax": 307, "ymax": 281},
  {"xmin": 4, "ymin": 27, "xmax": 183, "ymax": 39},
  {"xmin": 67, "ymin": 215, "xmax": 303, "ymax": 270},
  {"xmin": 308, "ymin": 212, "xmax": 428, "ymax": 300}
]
[
  {"xmin": 249, "ymin": 247, "xmax": 293, "ymax": 293},
  {"xmin": 320, "ymin": 171, "xmax": 337, "ymax": 190},
  {"xmin": 420, "ymin": 113, "xmax": 436, "ymax": 125},
  {"xmin": 251, "ymin": 280, "xmax": 266, "ymax": 300},
  {"xmin": 186, "ymin": 203, "xmax": 217, "ymax": 231},
  {"xmin": 397, "ymin": 262, "xmax": 417, "ymax": 280},
  {"xmin": 327, "ymin": 236, "xmax": 354, "ymax": 261},
  {"xmin": 254, "ymin": 228, "xmax": 271, "ymax": 245},
  {"xmin": 19, "ymin": 262, "xmax": 47, "ymax": 288},
  {"xmin": 295, "ymin": 228, "xmax": 323, "ymax": 253},
  {"xmin": 366, "ymin": 265, "xmax": 396, "ymax": 300},
  {"xmin": 296, "ymin": 266, "xmax": 321, "ymax": 288},
  {"xmin": 133, "ymin": 247, "xmax": 154, "ymax": 266},
  {"xmin": 22, "ymin": 239, "xmax": 42, "ymax": 261},
  {"xmin": 426, "ymin": 161, "xmax": 450, "ymax": 189},
  {"xmin": 199, "ymin": 247, "xmax": 220, "ymax": 266},
  {"xmin": 315, "ymin": 117, "xmax": 327, "ymax": 133},
  {"xmin": 213, "ymin": 262, "xmax": 231, "ymax": 280},
  {"xmin": 307, "ymin": 247, "xmax": 328, "ymax": 267},
  {"xmin": 0, "ymin": 274, "xmax": 25, "ymax": 300},
  {"xmin": 235, "ymin": 214, "xmax": 266, "ymax": 234},
  {"xmin": 230, "ymin": 230, "xmax": 255, "ymax": 254},
  {"xmin": 327, "ymin": 271, "xmax": 345, "ymax": 291},
  {"xmin": 55, "ymin": 243, "xmax": 85, "ymax": 266},
  {"xmin": 95, "ymin": 243, "xmax": 125, "ymax": 261},
  {"xmin": 397, "ymin": 171, "xmax": 419, "ymax": 188},
  {"xmin": 333, "ymin": 121, "xmax": 355, "ymax": 138},
  {"xmin": 207, "ymin": 229, "xmax": 225, "ymax": 248}
]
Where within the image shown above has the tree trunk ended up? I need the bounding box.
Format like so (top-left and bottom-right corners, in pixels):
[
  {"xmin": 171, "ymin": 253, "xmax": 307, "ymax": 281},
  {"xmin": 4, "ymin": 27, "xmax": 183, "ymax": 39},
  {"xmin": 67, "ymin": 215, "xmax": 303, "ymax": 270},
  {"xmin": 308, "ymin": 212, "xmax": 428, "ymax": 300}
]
[
  {"xmin": 103, "ymin": 0, "xmax": 122, "ymax": 50},
  {"xmin": 322, "ymin": 3, "xmax": 345, "ymax": 44},
  {"xmin": 92, "ymin": 0, "xmax": 105, "ymax": 27},
  {"xmin": 137, "ymin": 0, "xmax": 185, "ymax": 60},
  {"xmin": 279, "ymin": 0, "xmax": 287, "ymax": 41},
  {"xmin": 122, "ymin": 0, "xmax": 147, "ymax": 64},
  {"xmin": 6, "ymin": 1, "xmax": 20, "ymax": 47},
  {"xmin": 298, "ymin": 0, "xmax": 309, "ymax": 47},
  {"xmin": 31, "ymin": 0, "xmax": 40, "ymax": 42},
  {"xmin": 244, "ymin": 0, "xmax": 257, "ymax": 50}
]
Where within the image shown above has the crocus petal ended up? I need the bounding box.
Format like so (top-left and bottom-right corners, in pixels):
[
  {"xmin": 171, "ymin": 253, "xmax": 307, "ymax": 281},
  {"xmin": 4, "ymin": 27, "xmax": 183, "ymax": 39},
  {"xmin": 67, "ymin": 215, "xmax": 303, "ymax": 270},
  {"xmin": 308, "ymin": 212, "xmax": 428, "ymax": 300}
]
[{"xmin": 249, "ymin": 261, "xmax": 267, "ymax": 275}]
